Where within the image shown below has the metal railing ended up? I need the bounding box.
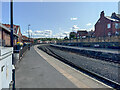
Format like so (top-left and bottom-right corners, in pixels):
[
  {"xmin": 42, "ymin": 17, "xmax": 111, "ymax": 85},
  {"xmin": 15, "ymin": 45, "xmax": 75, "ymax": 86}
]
[
  {"xmin": 57, "ymin": 36, "xmax": 120, "ymax": 43},
  {"xmin": 19, "ymin": 45, "xmax": 28, "ymax": 60}
]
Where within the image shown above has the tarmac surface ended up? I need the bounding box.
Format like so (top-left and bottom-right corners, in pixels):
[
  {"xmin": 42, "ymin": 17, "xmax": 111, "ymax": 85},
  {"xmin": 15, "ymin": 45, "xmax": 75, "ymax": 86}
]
[{"xmin": 15, "ymin": 45, "xmax": 111, "ymax": 88}]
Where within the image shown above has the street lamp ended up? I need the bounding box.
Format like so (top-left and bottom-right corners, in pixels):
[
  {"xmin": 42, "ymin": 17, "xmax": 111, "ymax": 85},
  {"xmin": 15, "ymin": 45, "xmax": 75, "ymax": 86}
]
[
  {"xmin": 28, "ymin": 24, "xmax": 30, "ymax": 39},
  {"xmin": 10, "ymin": 0, "xmax": 15, "ymax": 89},
  {"xmin": 10, "ymin": 0, "xmax": 13, "ymax": 47},
  {"xmin": 28, "ymin": 24, "xmax": 30, "ymax": 50}
]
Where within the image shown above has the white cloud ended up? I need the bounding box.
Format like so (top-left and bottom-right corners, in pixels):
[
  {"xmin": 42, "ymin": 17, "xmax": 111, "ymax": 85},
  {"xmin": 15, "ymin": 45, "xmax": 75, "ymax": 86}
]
[
  {"xmin": 44, "ymin": 30, "xmax": 52, "ymax": 36},
  {"xmin": 52, "ymin": 31, "xmax": 70, "ymax": 39},
  {"xmin": 23, "ymin": 29, "xmax": 53, "ymax": 38},
  {"xmin": 86, "ymin": 23, "xmax": 92, "ymax": 26},
  {"xmin": 72, "ymin": 25, "xmax": 79, "ymax": 32},
  {"xmin": 26, "ymin": 30, "xmax": 33, "ymax": 33},
  {"xmin": 34, "ymin": 30, "xmax": 43, "ymax": 34},
  {"xmin": 70, "ymin": 17, "xmax": 78, "ymax": 21}
]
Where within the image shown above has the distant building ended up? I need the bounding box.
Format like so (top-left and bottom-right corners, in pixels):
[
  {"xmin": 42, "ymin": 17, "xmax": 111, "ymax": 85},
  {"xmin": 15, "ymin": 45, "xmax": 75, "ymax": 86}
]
[
  {"xmin": 88, "ymin": 30, "xmax": 94, "ymax": 37},
  {"xmin": 94, "ymin": 11, "xmax": 120, "ymax": 37},
  {"xmin": 77, "ymin": 30, "xmax": 88, "ymax": 39},
  {"xmin": 22, "ymin": 35, "xmax": 34, "ymax": 44},
  {"xmin": 37, "ymin": 40, "xmax": 42, "ymax": 43}
]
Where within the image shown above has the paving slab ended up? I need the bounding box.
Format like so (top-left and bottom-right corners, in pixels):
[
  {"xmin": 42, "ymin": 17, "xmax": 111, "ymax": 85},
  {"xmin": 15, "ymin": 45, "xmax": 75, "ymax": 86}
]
[{"xmin": 15, "ymin": 46, "xmax": 77, "ymax": 88}]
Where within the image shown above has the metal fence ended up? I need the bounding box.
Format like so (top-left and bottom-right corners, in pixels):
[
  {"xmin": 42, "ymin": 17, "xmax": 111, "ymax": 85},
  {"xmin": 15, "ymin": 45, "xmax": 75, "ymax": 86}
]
[
  {"xmin": 19, "ymin": 45, "xmax": 28, "ymax": 60},
  {"xmin": 57, "ymin": 36, "xmax": 120, "ymax": 43}
]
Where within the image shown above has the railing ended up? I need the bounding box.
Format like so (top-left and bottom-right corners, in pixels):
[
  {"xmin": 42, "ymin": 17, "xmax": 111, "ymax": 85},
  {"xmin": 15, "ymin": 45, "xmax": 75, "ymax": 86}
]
[
  {"xmin": 19, "ymin": 45, "xmax": 28, "ymax": 60},
  {"xmin": 57, "ymin": 36, "xmax": 120, "ymax": 43}
]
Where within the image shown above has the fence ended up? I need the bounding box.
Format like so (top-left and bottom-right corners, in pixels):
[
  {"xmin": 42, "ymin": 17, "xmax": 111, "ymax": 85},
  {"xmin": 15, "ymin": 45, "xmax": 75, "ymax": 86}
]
[
  {"xmin": 57, "ymin": 36, "xmax": 120, "ymax": 43},
  {"xmin": 19, "ymin": 45, "xmax": 28, "ymax": 60}
]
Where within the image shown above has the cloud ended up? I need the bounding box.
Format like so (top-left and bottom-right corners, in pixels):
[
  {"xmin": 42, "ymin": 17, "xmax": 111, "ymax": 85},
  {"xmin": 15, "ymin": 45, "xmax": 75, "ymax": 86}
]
[
  {"xmin": 86, "ymin": 23, "xmax": 92, "ymax": 26},
  {"xmin": 52, "ymin": 31, "xmax": 70, "ymax": 39},
  {"xmin": 34, "ymin": 30, "xmax": 43, "ymax": 34},
  {"xmin": 26, "ymin": 30, "xmax": 33, "ymax": 33},
  {"xmin": 72, "ymin": 25, "xmax": 79, "ymax": 29},
  {"xmin": 70, "ymin": 17, "xmax": 78, "ymax": 21},
  {"xmin": 23, "ymin": 29, "xmax": 53, "ymax": 38},
  {"xmin": 72, "ymin": 25, "xmax": 79, "ymax": 32},
  {"xmin": 44, "ymin": 30, "xmax": 52, "ymax": 35}
]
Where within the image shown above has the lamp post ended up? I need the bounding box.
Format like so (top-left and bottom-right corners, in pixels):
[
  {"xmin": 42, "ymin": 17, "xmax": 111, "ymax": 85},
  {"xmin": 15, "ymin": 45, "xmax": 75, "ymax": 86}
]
[
  {"xmin": 10, "ymin": 0, "xmax": 13, "ymax": 47},
  {"xmin": 28, "ymin": 24, "xmax": 30, "ymax": 39},
  {"xmin": 28, "ymin": 24, "xmax": 30, "ymax": 50},
  {"xmin": 10, "ymin": 0, "xmax": 15, "ymax": 90}
]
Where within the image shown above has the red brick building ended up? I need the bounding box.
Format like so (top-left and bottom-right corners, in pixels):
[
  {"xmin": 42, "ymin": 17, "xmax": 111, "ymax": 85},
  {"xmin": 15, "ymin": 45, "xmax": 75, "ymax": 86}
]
[
  {"xmin": 94, "ymin": 11, "xmax": 120, "ymax": 37},
  {"xmin": 0, "ymin": 23, "xmax": 18, "ymax": 46},
  {"xmin": 22, "ymin": 35, "xmax": 34, "ymax": 44},
  {"xmin": 77, "ymin": 30, "xmax": 88, "ymax": 38},
  {"xmin": 2, "ymin": 24, "xmax": 22, "ymax": 42}
]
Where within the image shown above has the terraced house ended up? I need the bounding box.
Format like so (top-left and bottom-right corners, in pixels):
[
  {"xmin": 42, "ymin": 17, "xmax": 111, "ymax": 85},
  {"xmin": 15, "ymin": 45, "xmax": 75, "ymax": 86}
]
[{"xmin": 94, "ymin": 11, "xmax": 120, "ymax": 37}]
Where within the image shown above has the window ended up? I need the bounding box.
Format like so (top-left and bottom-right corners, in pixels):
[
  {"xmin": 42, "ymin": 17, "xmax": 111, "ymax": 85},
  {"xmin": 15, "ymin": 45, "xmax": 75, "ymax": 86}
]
[
  {"xmin": 107, "ymin": 23, "xmax": 111, "ymax": 29},
  {"xmin": 115, "ymin": 23, "xmax": 120, "ymax": 29}
]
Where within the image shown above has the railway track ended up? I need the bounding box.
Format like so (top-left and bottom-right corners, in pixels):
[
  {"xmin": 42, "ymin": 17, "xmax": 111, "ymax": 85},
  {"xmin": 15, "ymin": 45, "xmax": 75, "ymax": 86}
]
[
  {"xmin": 38, "ymin": 45, "xmax": 120, "ymax": 89},
  {"xmin": 51, "ymin": 45, "xmax": 120, "ymax": 64}
]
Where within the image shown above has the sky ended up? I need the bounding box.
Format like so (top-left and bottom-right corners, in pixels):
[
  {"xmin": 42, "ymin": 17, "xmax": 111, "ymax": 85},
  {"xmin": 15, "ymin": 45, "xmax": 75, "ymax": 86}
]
[{"xmin": 1, "ymin": 1, "xmax": 119, "ymax": 38}]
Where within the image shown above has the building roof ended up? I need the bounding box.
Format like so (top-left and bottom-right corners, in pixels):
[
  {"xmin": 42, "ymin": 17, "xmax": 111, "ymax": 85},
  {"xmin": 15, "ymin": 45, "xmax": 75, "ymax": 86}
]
[
  {"xmin": 77, "ymin": 30, "xmax": 88, "ymax": 33},
  {"xmin": 22, "ymin": 35, "xmax": 28, "ymax": 40},
  {"xmin": 0, "ymin": 23, "xmax": 18, "ymax": 37},
  {"xmin": 105, "ymin": 16, "xmax": 119, "ymax": 22},
  {"xmin": 2, "ymin": 24, "xmax": 20, "ymax": 34}
]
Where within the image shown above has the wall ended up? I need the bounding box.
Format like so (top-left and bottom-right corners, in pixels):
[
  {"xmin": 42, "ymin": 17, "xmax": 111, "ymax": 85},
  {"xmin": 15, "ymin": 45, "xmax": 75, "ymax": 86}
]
[
  {"xmin": 2, "ymin": 31, "xmax": 11, "ymax": 46},
  {"xmin": 0, "ymin": 47, "xmax": 13, "ymax": 89}
]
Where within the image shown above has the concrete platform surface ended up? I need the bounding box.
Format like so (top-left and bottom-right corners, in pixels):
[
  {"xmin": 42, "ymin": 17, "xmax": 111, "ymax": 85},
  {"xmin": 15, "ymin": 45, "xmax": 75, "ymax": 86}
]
[{"xmin": 15, "ymin": 46, "xmax": 77, "ymax": 88}]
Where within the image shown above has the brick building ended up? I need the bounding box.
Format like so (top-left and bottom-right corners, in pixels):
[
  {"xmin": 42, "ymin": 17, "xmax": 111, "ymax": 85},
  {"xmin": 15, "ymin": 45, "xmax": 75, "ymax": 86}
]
[
  {"xmin": 22, "ymin": 35, "xmax": 34, "ymax": 44},
  {"xmin": 2, "ymin": 24, "xmax": 22, "ymax": 42},
  {"xmin": 77, "ymin": 30, "xmax": 88, "ymax": 39},
  {"xmin": 0, "ymin": 23, "xmax": 18, "ymax": 46},
  {"xmin": 94, "ymin": 11, "xmax": 120, "ymax": 37}
]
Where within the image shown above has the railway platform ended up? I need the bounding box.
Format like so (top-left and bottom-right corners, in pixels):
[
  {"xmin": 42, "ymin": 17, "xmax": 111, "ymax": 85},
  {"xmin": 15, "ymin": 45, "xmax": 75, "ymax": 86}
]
[
  {"xmin": 51, "ymin": 44, "xmax": 119, "ymax": 54},
  {"xmin": 15, "ymin": 45, "xmax": 111, "ymax": 88}
]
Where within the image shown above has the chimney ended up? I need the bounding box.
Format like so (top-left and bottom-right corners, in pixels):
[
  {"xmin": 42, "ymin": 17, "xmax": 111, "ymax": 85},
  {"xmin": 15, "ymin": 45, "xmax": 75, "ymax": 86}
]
[
  {"xmin": 100, "ymin": 11, "xmax": 105, "ymax": 18},
  {"xmin": 111, "ymin": 12, "xmax": 116, "ymax": 18}
]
